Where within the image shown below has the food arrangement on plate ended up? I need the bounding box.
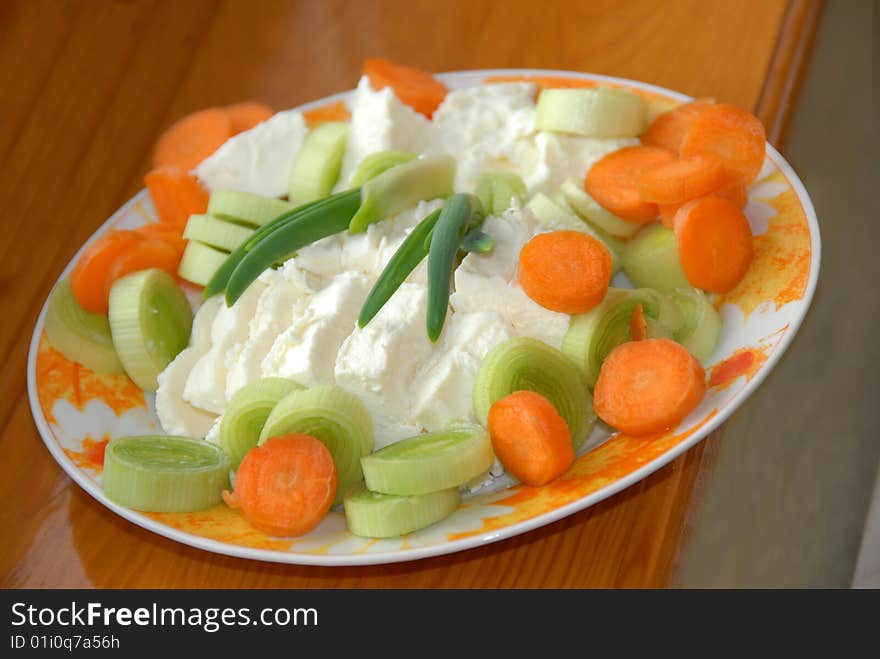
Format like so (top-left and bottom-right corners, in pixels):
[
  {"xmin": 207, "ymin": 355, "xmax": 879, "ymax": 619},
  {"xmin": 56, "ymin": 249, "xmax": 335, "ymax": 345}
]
[{"xmin": 40, "ymin": 58, "xmax": 786, "ymax": 542}]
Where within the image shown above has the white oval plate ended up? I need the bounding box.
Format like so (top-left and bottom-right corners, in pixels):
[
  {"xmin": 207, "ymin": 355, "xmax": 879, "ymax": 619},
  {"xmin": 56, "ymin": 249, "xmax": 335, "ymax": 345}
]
[{"xmin": 28, "ymin": 69, "xmax": 820, "ymax": 565}]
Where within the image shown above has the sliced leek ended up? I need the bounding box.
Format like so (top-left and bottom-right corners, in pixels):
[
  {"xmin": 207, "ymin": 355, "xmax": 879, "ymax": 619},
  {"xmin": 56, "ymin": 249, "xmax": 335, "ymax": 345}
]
[
  {"xmin": 667, "ymin": 287, "xmax": 722, "ymax": 363},
  {"xmin": 361, "ymin": 422, "xmax": 494, "ymax": 495},
  {"xmin": 621, "ymin": 223, "xmax": 690, "ymax": 291},
  {"xmin": 349, "ymin": 150, "xmax": 416, "ymax": 187},
  {"xmin": 560, "ymin": 177, "xmax": 640, "ymax": 239},
  {"xmin": 207, "ymin": 189, "xmax": 296, "ymax": 227},
  {"xmin": 183, "ymin": 214, "xmax": 254, "ymax": 251},
  {"xmin": 535, "ymin": 87, "xmax": 646, "ymax": 138},
  {"xmin": 44, "ymin": 279, "xmax": 124, "ymax": 374},
  {"xmin": 108, "ymin": 269, "xmax": 192, "ymax": 392},
  {"xmin": 344, "ymin": 486, "xmax": 460, "ymax": 538},
  {"xmin": 349, "ymin": 155, "xmax": 456, "ymax": 233},
  {"xmin": 102, "ymin": 435, "xmax": 230, "ymax": 512},
  {"xmin": 475, "ymin": 171, "xmax": 527, "ymax": 216},
  {"xmin": 259, "ymin": 385, "xmax": 373, "ymax": 505},
  {"xmin": 473, "ymin": 337, "xmax": 595, "ymax": 449},
  {"xmin": 562, "ymin": 287, "xmax": 683, "ymax": 388},
  {"xmin": 288, "ymin": 121, "xmax": 349, "ymax": 204},
  {"xmin": 219, "ymin": 377, "xmax": 304, "ymax": 468},
  {"xmin": 178, "ymin": 240, "xmax": 229, "ymax": 287}
]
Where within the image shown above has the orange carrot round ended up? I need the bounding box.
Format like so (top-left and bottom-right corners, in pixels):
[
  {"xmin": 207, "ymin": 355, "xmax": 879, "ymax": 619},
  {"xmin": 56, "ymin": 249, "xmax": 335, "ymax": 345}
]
[
  {"xmin": 222, "ymin": 434, "xmax": 337, "ymax": 537},
  {"xmin": 363, "ymin": 58, "xmax": 448, "ymax": 118},
  {"xmin": 673, "ymin": 196, "xmax": 754, "ymax": 292},
  {"xmin": 303, "ymin": 100, "xmax": 352, "ymax": 128},
  {"xmin": 637, "ymin": 153, "xmax": 726, "ymax": 204},
  {"xmin": 641, "ymin": 99, "xmax": 714, "ymax": 153},
  {"xmin": 152, "ymin": 107, "xmax": 232, "ymax": 171},
  {"xmin": 225, "ymin": 102, "xmax": 274, "ymax": 134},
  {"xmin": 593, "ymin": 338, "xmax": 706, "ymax": 436},
  {"xmin": 629, "ymin": 303, "xmax": 647, "ymax": 341},
  {"xmin": 144, "ymin": 165, "xmax": 210, "ymax": 226},
  {"xmin": 487, "ymin": 390, "xmax": 574, "ymax": 486},
  {"xmin": 679, "ymin": 103, "xmax": 766, "ymax": 182},
  {"xmin": 108, "ymin": 236, "xmax": 181, "ymax": 284},
  {"xmin": 70, "ymin": 230, "xmax": 146, "ymax": 313},
  {"xmin": 134, "ymin": 223, "xmax": 187, "ymax": 257},
  {"xmin": 518, "ymin": 230, "xmax": 613, "ymax": 314},
  {"xmin": 584, "ymin": 146, "xmax": 676, "ymax": 223},
  {"xmin": 659, "ymin": 176, "xmax": 749, "ymax": 228}
]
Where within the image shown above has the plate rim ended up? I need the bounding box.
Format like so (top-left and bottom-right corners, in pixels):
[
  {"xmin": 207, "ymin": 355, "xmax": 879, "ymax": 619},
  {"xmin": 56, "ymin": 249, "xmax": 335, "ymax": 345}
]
[{"xmin": 27, "ymin": 68, "xmax": 822, "ymax": 566}]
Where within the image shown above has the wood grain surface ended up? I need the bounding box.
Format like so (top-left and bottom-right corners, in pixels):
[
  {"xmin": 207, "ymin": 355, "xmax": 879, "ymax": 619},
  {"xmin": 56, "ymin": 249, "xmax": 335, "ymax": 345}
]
[{"xmin": 0, "ymin": 0, "xmax": 818, "ymax": 588}]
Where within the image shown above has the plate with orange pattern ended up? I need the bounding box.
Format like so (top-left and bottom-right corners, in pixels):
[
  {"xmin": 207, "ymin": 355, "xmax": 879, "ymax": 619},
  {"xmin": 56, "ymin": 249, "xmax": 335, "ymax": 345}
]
[{"xmin": 27, "ymin": 70, "xmax": 820, "ymax": 565}]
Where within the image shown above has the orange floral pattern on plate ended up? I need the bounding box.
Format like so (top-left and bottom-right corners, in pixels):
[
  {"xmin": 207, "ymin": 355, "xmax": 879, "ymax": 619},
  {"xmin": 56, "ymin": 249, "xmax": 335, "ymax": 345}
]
[
  {"xmin": 718, "ymin": 171, "xmax": 812, "ymax": 316},
  {"xmin": 449, "ymin": 412, "xmax": 717, "ymax": 542},
  {"xmin": 145, "ymin": 505, "xmax": 296, "ymax": 552},
  {"xmin": 63, "ymin": 434, "xmax": 110, "ymax": 473},
  {"xmin": 36, "ymin": 333, "xmax": 145, "ymax": 424}
]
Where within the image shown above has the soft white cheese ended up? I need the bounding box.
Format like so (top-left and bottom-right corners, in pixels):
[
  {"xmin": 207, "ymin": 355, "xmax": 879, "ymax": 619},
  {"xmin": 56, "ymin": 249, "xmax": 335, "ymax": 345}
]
[
  {"xmin": 155, "ymin": 296, "xmax": 223, "ymax": 436},
  {"xmin": 456, "ymin": 208, "xmax": 538, "ymax": 281},
  {"xmin": 262, "ymin": 272, "xmax": 371, "ymax": 387},
  {"xmin": 451, "ymin": 270, "xmax": 569, "ymax": 350},
  {"xmin": 410, "ymin": 311, "xmax": 515, "ymax": 431},
  {"xmin": 224, "ymin": 267, "xmax": 313, "ymax": 399},
  {"xmin": 429, "ymin": 83, "xmax": 538, "ymax": 192},
  {"xmin": 336, "ymin": 76, "xmax": 431, "ymax": 188},
  {"xmin": 524, "ymin": 132, "xmax": 639, "ymax": 193},
  {"xmin": 183, "ymin": 281, "xmax": 266, "ymax": 414},
  {"xmin": 194, "ymin": 110, "xmax": 307, "ymax": 197},
  {"xmin": 334, "ymin": 283, "xmax": 437, "ymax": 447}
]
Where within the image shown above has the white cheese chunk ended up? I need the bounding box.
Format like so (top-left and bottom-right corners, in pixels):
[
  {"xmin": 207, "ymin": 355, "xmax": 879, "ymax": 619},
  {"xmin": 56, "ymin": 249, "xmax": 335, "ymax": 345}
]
[
  {"xmin": 155, "ymin": 296, "xmax": 223, "ymax": 436},
  {"xmin": 429, "ymin": 83, "xmax": 538, "ymax": 192},
  {"xmin": 411, "ymin": 311, "xmax": 515, "ymax": 431},
  {"xmin": 262, "ymin": 272, "xmax": 371, "ymax": 387},
  {"xmin": 337, "ymin": 76, "xmax": 431, "ymax": 188},
  {"xmin": 457, "ymin": 208, "xmax": 538, "ymax": 281},
  {"xmin": 524, "ymin": 131, "xmax": 638, "ymax": 194},
  {"xmin": 194, "ymin": 110, "xmax": 307, "ymax": 197},
  {"xmin": 334, "ymin": 283, "xmax": 437, "ymax": 445},
  {"xmin": 182, "ymin": 281, "xmax": 266, "ymax": 414},
  {"xmin": 224, "ymin": 267, "xmax": 313, "ymax": 399},
  {"xmin": 450, "ymin": 270, "xmax": 569, "ymax": 350}
]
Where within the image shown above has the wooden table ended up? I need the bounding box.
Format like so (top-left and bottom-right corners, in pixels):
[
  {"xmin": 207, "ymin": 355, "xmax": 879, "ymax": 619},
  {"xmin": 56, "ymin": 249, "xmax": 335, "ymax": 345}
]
[{"xmin": 0, "ymin": 0, "xmax": 820, "ymax": 588}]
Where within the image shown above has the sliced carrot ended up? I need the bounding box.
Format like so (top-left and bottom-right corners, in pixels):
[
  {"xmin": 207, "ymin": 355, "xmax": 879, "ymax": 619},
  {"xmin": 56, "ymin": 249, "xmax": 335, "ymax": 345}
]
[
  {"xmin": 641, "ymin": 99, "xmax": 714, "ymax": 153},
  {"xmin": 679, "ymin": 103, "xmax": 766, "ymax": 182},
  {"xmin": 717, "ymin": 177, "xmax": 749, "ymax": 209},
  {"xmin": 593, "ymin": 338, "xmax": 707, "ymax": 436},
  {"xmin": 152, "ymin": 107, "xmax": 232, "ymax": 170},
  {"xmin": 134, "ymin": 223, "xmax": 187, "ymax": 257},
  {"xmin": 584, "ymin": 145, "xmax": 676, "ymax": 223},
  {"xmin": 629, "ymin": 304, "xmax": 647, "ymax": 341},
  {"xmin": 144, "ymin": 165, "xmax": 209, "ymax": 226},
  {"xmin": 222, "ymin": 434, "xmax": 337, "ymax": 537},
  {"xmin": 487, "ymin": 390, "xmax": 574, "ymax": 487},
  {"xmin": 673, "ymin": 196, "xmax": 754, "ymax": 293},
  {"xmin": 303, "ymin": 100, "xmax": 352, "ymax": 129},
  {"xmin": 108, "ymin": 236, "xmax": 181, "ymax": 283},
  {"xmin": 659, "ymin": 176, "xmax": 749, "ymax": 228},
  {"xmin": 363, "ymin": 58, "xmax": 448, "ymax": 118},
  {"xmin": 70, "ymin": 230, "xmax": 146, "ymax": 313},
  {"xmin": 518, "ymin": 230, "xmax": 613, "ymax": 314},
  {"xmin": 225, "ymin": 102, "xmax": 274, "ymax": 134},
  {"xmin": 637, "ymin": 152, "xmax": 726, "ymax": 204}
]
